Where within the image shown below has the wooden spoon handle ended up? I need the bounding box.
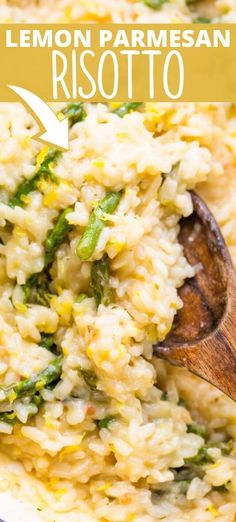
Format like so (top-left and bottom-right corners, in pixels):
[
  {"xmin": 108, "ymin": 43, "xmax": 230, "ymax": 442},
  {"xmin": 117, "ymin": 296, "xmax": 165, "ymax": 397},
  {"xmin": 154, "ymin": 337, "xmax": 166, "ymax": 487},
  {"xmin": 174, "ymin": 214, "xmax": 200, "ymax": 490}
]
[{"xmin": 157, "ymin": 310, "xmax": 236, "ymax": 401}]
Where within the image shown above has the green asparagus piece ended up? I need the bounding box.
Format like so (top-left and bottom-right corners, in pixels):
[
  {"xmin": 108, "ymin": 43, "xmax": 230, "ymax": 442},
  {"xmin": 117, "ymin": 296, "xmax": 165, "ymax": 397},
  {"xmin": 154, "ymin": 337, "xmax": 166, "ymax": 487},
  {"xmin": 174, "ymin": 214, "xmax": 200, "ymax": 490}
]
[
  {"xmin": 91, "ymin": 255, "xmax": 113, "ymax": 307},
  {"xmin": 76, "ymin": 191, "xmax": 122, "ymax": 261},
  {"xmin": 172, "ymin": 464, "xmax": 204, "ymax": 482},
  {"xmin": 61, "ymin": 102, "xmax": 87, "ymax": 128},
  {"xmin": 44, "ymin": 207, "xmax": 73, "ymax": 267},
  {"xmin": 186, "ymin": 438, "xmax": 233, "ymax": 466},
  {"xmin": 76, "ymin": 293, "xmax": 88, "ymax": 303},
  {"xmin": 216, "ymin": 439, "xmax": 233, "ymax": 456},
  {"xmin": 98, "ymin": 416, "xmax": 116, "ymax": 429},
  {"xmin": 160, "ymin": 390, "xmax": 168, "ymax": 401},
  {"xmin": 22, "ymin": 273, "xmax": 37, "ymax": 304},
  {"xmin": 8, "ymin": 149, "xmax": 61, "ymax": 208},
  {"xmin": 177, "ymin": 480, "xmax": 191, "ymax": 495},
  {"xmin": 0, "ymin": 411, "xmax": 17, "ymax": 425},
  {"xmin": 178, "ymin": 397, "xmax": 187, "ymax": 407},
  {"xmin": 0, "ymin": 355, "xmax": 63, "ymax": 404},
  {"xmin": 0, "ymin": 394, "xmax": 44, "ymax": 425},
  {"xmin": 112, "ymin": 102, "xmax": 142, "ymax": 118},
  {"xmin": 22, "ymin": 208, "xmax": 73, "ymax": 304},
  {"xmin": 143, "ymin": 0, "xmax": 168, "ymax": 8},
  {"xmin": 22, "ymin": 269, "xmax": 52, "ymax": 306},
  {"xmin": 186, "ymin": 445, "xmax": 214, "ymax": 465},
  {"xmin": 79, "ymin": 368, "xmax": 97, "ymax": 390},
  {"xmin": 187, "ymin": 423, "xmax": 209, "ymax": 440},
  {"xmin": 40, "ymin": 333, "xmax": 58, "ymax": 353},
  {"xmin": 193, "ymin": 16, "xmax": 211, "ymax": 23}
]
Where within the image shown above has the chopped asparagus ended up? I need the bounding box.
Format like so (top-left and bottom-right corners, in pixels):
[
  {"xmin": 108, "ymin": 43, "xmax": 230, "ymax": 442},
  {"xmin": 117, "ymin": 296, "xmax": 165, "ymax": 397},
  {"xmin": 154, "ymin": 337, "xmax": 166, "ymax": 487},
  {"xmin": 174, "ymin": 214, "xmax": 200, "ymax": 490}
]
[
  {"xmin": 22, "ymin": 208, "xmax": 73, "ymax": 305},
  {"xmin": 79, "ymin": 368, "xmax": 97, "ymax": 390},
  {"xmin": 186, "ymin": 439, "xmax": 233, "ymax": 465},
  {"xmin": 187, "ymin": 422, "xmax": 209, "ymax": 440},
  {"xmin": 186, "ymin": 445, "xmax": 214, "ymax": 465},
  {"xmin": 193, "ymin": 16, "xmax": 211, "ymax": 23},
  {"xmin": 98, "ymin": 416, "xmax": 116, "ymax": 429},
  {"xmin": 76, "ymin": 191, "xmax": 122, "ymax": 261},
  {"xmin": 0, "ymin": 411, "xmax": 17, "ymax": 425},
  {"xmin": 112, "ymin": 102, "xmax": 142, "ymax": 118},
  {"xmin": 40, "ymin": 333, "xmax": 57, "ymax": 353},
  {"xmin": 172, "ymin": 464, "xmax": 204, "ymax": 481},
  {"xmin": 0, "ymin": 355, "xmax": 63, "ymax": 404},
  {"xmin": 160, "ymin": 390, "xmax": 168, "ymax": 401},
  {"xmin": 91, "ymin": 255, "xmax": 113, "ymax": 307},
  {"xmin": 22, "ymin": 269, "xmax": 52, "ymax": 306},
  {"xmin": 8, "ymin": 149, "xmax": 61, "ymax": 208},
  {"xmin": 217, "ymin": 439, "xmax": 233, "ymax": 455},
  {"xmin": 0, "ymin": 393, "xmax": 44, "ymax": 425},
  {"xmin": 76, "ymin": 293, "xmax": 88, "ymax": 303},
  {"xmin": 177, "ymin": 480, "xmax": 191, "ymax": 495},
  {"xmin": 178, "ymin": 397, "xmax": 187, "ymax": 407},
  {"xmin": 61, "ymin": 102, "xmax": 87, "ymax": 128},
  {"xmin": 44, "ymin": 207, "xmax": 73, "ymax": 267},
  {"xmin": 143, "ymin": 0, "xmax": 168, "ymax": 8}
]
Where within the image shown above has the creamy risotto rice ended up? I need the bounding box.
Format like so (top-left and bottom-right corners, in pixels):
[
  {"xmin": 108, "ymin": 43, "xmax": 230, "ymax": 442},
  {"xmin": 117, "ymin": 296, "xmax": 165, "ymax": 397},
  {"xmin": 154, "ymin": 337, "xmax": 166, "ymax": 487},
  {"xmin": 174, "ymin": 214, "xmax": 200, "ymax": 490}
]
[{"xmin": 0, "ymin": 1, "xmax": 236, "ymax": 521}]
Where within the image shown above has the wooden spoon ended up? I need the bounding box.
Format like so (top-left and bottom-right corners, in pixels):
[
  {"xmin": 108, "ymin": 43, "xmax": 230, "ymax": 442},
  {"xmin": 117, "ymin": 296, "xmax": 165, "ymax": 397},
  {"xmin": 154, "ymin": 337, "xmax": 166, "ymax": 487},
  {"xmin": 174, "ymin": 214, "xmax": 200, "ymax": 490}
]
[{"xmin": 154, "ymin": 192, "xmax": 236, "ymax": 401}]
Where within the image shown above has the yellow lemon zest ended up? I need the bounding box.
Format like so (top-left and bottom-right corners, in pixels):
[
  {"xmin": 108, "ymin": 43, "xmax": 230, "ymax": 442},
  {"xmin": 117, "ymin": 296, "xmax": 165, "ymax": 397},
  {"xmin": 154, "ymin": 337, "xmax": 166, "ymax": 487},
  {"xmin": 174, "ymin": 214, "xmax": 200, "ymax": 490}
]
[
  {"xmin": 127, "ymin": 515, "xmax": 135, "ymax": 522},
  {"xmin": 146, "ymin": 104, "xmax": 166, "ymax": 123},
  {"xmin": 36, "ymin": 146, "xmax": 49, "ymax": 167},
  {"xmin": 59, "ymin": 300, "xmax": 73, "ymax": 315},
  {"xmin": 110, "ymin": 102, "xmax": 121, "ymax": 110},
  {"xmin": 8, "ymin": 390, "xmax": 17, "ymax": 404},
  {"xmin": 207, "ymin": 506, "xmax": 219, "ymax": 517},
  {"xmin": 116, "ymin": 401, "xmax": 124, "ymax": 412},
  {"xmin": 171, "ymin": 17, "xmax": 183, "ymax": 23},
  {"xmin": 86, "ymin": 346, "xmax": 93, "ymax": 358},
  {"xmin": 22, "ymin": 135, "xmax": 31, "ymax": 149},
  {"xmin": 108, "ymin": 239, "xmax": 125, "ymax": 255},
  {"xmin": 134, "ymin": 271, "xmax": 145, "ymax": 281},
  {"xmin": 93, "ymin": 157, "xmax": 105, "ymax": 168},
  {"xmin": 208, "ymin": 461, "xmax": 221, "ymax": 469},
  {"xmin": 65, "ymin": 6, "xmax": 72, "ymax": 20},
  {"xmin": 96, "ymin": 482, "xmax": 112, "ymax": 492},
  {"xmin": 14, "ymin": 226, "xmax": 25, "ymax": 238},
  {"xmin": 45, "ymin": 419, "xmax": 56, "ymax": 430},
  {"xmin": 62, "ymin": 345, "xmax": 69, "ymax": 356},
  {"xmin": 59, "ymin": 436, "xmax": 85, "ymax": 462},
  {"xmin": 54, "ymin": 488, "xmax": 68, "ymax": 499},
  {"xmin": 147, "ymin": 324, "xmax": 157, "ymax": 343},
  {"xmin": 117, "ymin": 132, "xmax": 127, "ymax": 141},
  {"xmin": 43, "ymin": 189, "xmax": 58, "ymax": 206},
  {"xmin": 55, "ymin": 283, "xmax": 63, "ymax": 295},
  {"xmin": 14, "ymin": 302, "xmax": 27, "ymax": 313},
  {"xmin": 117, "ymin": 344, "xmax": 126, "ymax": 359},
  {"xmin": 47, "ymin": 477, "xmax": 59, "ymax": 489},
  {"xmin": 37, "ymin": 179, "xmax": 49, "ymax": 192},
  {"xmin": 57, "ymin": 111, "xmax": 64, "ymax": 121},
  {"xmin": 21, "ymin": 194, "xmax": 31, "ymax": 205},
  {"xmin": 35, "ymin": 379, "xmax": 47, "ymax": 391}
]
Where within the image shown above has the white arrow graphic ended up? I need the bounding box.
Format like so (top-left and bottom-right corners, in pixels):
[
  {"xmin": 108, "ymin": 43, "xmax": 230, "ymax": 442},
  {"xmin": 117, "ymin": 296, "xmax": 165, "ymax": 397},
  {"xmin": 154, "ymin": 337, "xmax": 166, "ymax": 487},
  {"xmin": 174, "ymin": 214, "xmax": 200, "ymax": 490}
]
[{"xmin": 9, "ymin": 85, "xmax": 69, "ymax": 151}]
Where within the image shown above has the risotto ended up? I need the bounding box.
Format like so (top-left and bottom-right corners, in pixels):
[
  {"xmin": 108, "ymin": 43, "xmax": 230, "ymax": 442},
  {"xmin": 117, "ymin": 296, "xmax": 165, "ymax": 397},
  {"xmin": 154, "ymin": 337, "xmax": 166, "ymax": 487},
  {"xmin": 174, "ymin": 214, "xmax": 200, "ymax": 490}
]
[{"xmin": 0, "ymin": 1, "xmax": 236, "ymax": 522}]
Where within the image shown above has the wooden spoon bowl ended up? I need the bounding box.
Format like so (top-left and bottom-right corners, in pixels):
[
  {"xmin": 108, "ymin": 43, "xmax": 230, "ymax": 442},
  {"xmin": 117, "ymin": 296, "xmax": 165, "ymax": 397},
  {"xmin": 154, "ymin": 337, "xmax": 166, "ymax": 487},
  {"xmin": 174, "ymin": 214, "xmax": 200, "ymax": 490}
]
[{"xmin": 154, "ymin": 192, "xmax": 236, "ymax": 401}]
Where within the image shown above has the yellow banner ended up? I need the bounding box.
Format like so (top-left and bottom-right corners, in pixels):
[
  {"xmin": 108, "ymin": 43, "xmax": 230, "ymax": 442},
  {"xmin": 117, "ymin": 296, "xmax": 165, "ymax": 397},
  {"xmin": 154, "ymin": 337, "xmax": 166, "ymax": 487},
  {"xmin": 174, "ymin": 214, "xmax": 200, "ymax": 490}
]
[{"xmin": 0, "ymin": 24, "xmax": 235, "ymax": 102}]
